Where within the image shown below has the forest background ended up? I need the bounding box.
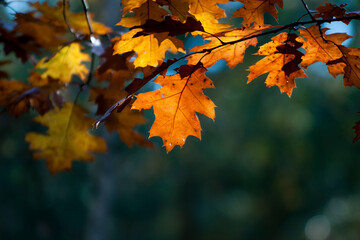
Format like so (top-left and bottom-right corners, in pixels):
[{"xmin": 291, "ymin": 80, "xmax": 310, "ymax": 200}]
[{"xmin": 1, "ymin": 0, "xmax": 360, "ymax": 239}]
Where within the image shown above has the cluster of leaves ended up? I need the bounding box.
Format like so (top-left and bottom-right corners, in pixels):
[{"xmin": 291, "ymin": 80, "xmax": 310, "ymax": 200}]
[{"xmin": 1, "ymin": 0, "xmax": 360, "ymax": 173}]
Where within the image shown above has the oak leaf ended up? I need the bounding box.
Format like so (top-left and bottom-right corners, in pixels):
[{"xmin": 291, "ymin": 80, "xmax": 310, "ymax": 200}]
[
  {"xmin": 0, "ymin": 24, "xmax": 40, "ymax": 62},
  {"xmin": 248, "ymin": 32, "xmax": 306, "ymax": 96},
  {"xmin": 132, "ymin": 64, "xmax": 216, "ymax": 152},
  {"xmin": 113, "ymin": 29, "xmax": 184, "ymax": 68},
  {"xmin": 91, "ymin": 88, "xmax": 153, "ymax": 148},
  {"xmin": 156, "ymin": 0, "xmax": 192, "ymax": 22},
  {"xmin": 296, "ymin": 25, "xmax": 351, "ymax": 69},
  {"xmin": 131, "ymin": 16, "xmax": 204, "ymax": 37},
  {"xmin": 118, "ymin": 0, "xmax": 168, "ymax": 28},
  {"xmin": 314, "ymin": 3, "xmax": 360, "ymax": 25},
  {"xmin": 32, "ymin": 2, "xmax": 111, "ymax": 35},
  {"xmin": 187, "ymin": 25, "xmax": 272, "ymax": 69},
  {"xmin": 121, "ymin": 0, "xmax": 147, "ymax": 15},
  {"xmin": 15, "ymin": 13, "xmax": 65, "ymax": 50},
  {"xmin": 327, "ymin": 46, "xmax": 360, "ymax": 88},
  {"xmin": 34, "ymin": 43, "xmax": 90, "ymax": 83},
  {"xmin": 233, "ymin": 0, "xmax": 283, "ymax": 26},
  {"xmin": 0, "ymin": 80, "xmax": 62, "ymax": 117},
  {"xmin": 25, "ymin": 103, "xmax": 107, "ymax": 174},
  {"xmin": 186, "ymin": 0, "xmax": 232, "ymax": 19},
  {"xmin": 193, "ymin": 12, "xmax": 232, "ymax": 34},
  {"xmin": 96, "ymin": 43, "xmax": 135, "ymax": 89}
]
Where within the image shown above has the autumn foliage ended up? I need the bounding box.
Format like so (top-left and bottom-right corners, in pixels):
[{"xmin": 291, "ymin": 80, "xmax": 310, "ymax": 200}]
[{"xmin": 1, "ymin": 0, "xmax": 360, "ymax": 173}]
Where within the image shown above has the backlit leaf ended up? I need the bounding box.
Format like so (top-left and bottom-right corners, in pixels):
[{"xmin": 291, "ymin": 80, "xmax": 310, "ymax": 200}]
[
  {"xmin": 34, "ymin": 43, "xmax": 90, "ymax": 83},
  {"xmin": 248, "ymin": 32, "xmax": 306, "ymax": 97},
  {"xmin": 233, "ymin": 0, "xmax": 283, "ymax": 26},
  {"xmin": 25, "ymin": 103, "xmax": 107, "ymax": 174},
  {"xmin": 132, "ymin": 64, "xmax": 216, "ymax": 152}
]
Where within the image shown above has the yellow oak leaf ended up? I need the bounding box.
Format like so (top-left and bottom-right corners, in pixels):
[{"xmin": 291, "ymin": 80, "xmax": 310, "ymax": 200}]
[
  {"xmin": 193, "ymin": 12, "xmax": 232, "ymax": 34},
  {"xmin": 34, "ymin": 43, "xmax": 90, "ymax": 83},
  {"xmin": 113, "ymin": 29, "xmax": 183, "ymax": 68},
  {"xmin": 157, "ymin": 0, "xmax": 192, "ymax": 22},
  {"xmin": 132, "ymin": 65, "xmax": 216, "ymax": 152},
  {"xmin": 32, "ymin": 2, "xmax": 111, "ymax": 35},
  {"xmin": 248, "ymin": 32, "xmax": 306, "ymax": 97},
  {"xmin": 25, "ymin": 103, "xmax": 107, "ymax": 174},
  {"xmin": 121, "ymin": 0, "xmax": 147, "ymax": 15},
  {"xmin": 186, "ymin": 0, "xmax": 232, "ymax": 19},
  {"xmin": 233, "ymin": 0, "xmax": 283, "ymax": 26},
  {"xmin": 117, "ymin": 0, "xmax": 168, "ymax": 28},
  {"xmin": 91, "ymin": 88, "xmax": 153, "ymax": 148},
  {"xmin": 296, "ymin": 25, "xmax": 351, "ymax": 69},
  {"xmin": 187, "ymin": 25, "xmax": 271, "ymax": 69}
]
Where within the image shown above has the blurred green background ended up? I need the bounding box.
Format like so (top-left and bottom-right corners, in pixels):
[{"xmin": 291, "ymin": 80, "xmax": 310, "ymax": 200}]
[{"xmin": 1, "ymin": 0, "xmax": 360, "ymax": 239}]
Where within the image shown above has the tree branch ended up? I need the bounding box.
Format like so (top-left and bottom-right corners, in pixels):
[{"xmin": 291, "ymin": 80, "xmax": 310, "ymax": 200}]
[
  {"xmin": 80, "ymin": 0, "xmax": 93, "ymax": 36},
  {"xmin": 300, "ymin": 0, "xmax": 315, "ymax": 21},
  {"xmin": 300, "ymin": 0, "xmax": 326, "ymax": 41},
  {"xmin": 96, "ymin": 14, "xmax": 360, "ymax": 125},
  {"xmin": 62, "ymin": 0, "xmax": 77, "ymax": 37}
]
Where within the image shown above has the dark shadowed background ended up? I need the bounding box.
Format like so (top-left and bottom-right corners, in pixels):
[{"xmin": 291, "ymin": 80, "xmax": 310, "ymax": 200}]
[{"xmin": 1, "ymin": 0, "xmax": 360, "ymax": 239}]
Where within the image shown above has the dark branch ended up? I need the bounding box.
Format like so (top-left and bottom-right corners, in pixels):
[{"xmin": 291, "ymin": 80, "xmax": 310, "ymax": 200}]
[
  {"xmin": 96, "ymin": 14, "xmax": 360, "ymax": 124},
  {"xmin": 80, "ymin": 0, "xmax": 93, "ymax": 35},
  {"xmin": 62, "ymin": 0, "xmax": 77, "ymax": 37},
  {"xmin": 300, "ymin": 0, "xmax": 326, "ymax": 41},
  {"xmin": 300, "ymin": 0, "xmax": 315, "ymax": 21}
]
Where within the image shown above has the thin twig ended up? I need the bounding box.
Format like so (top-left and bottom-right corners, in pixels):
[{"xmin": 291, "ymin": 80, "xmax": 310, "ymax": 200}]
[
  {"xmin": 62, "ymin": 0, "xmax": 77, "ymax": 37},
  {"xmin": 300, "ymin": 0, "xmax": 315, "ymax": 21},
  {"xmin": 80, "ymin": 0, "xmax": 93, "ymax": 35},
  {"xmin": 300, "ymin": 0, "xmax": 326, "ymax": 41},
  {"xmin": 99, "ymin": 14, "xmax": 360, "ymax": 119},
  {"xmin": 65, "ymin": 0, "xmax": 96, "ymax": 136},
  {"xmin": 130, "ymin": 14, "xmax": 360, "ymax": 95}
]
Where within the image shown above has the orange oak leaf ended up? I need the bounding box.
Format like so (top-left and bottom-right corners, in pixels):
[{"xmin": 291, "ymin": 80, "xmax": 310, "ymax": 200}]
[
  {"xmin": 296, "ymin": 25, "xmax": 351, "ymax": 69},
  {"xmin": 0, "ymin": 80, "xmax": 62, "ymax": 117},
  {"xmin": 327, "ymin": 46, "xmax": 360, "ymax": 88},
  {"xmin": 132, "ymin": 64, "xmax": 216, "ymax": 152},
  {"xmin": 113, "ymin": 29, "xmax": 184, "ymax": 68},
  {"xmin": 0, "ymin": 24, "xmax": 40, "ymax": 62},
  {"xmin": 131, "ymin": 16, "xmax": 204, "ymax": 37},
  {"xmin": 34, "ymin": 43, "xmax": 90, "ymax": 83},
  {"xmin": 25, "ymin": 103, "xmax": 107, "ymax": 174},
  {"xmin": 314, "ymin": 3, "xmax": 360, "ymax": 25},
  {"xmin": 187, "ymin": 25, "xmax": 272, "ymax": 69},
  {"xmin": 233, "ymin": 0, "xmax": 283, "ymax": 26},
  {"xmin": 14, "ymin": 13, "xmax": 66, "ymax": 50},
  {"xmin": 248, "ymin": 32, "xmax": 306, "ymax": 97},
  {"xmin": 95, "ymin": 43, "xmax": 135, "ymax": 89},
  {"xmin": 91, "ymin": 88, "xmax": 153, "ymax": 148}
]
